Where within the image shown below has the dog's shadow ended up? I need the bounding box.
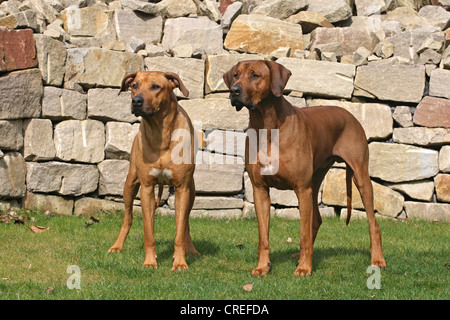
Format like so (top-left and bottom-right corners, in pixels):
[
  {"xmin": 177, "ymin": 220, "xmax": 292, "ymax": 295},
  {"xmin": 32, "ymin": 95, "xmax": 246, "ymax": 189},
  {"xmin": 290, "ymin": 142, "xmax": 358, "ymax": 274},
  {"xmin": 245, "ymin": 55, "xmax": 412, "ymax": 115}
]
[
  {"xmin": 153, "ymin": 239, "xmax": 220, "ymax": 265},
  {"xmin": 270, "ymin": 247, "xmax": 372, "ymax": 271}
]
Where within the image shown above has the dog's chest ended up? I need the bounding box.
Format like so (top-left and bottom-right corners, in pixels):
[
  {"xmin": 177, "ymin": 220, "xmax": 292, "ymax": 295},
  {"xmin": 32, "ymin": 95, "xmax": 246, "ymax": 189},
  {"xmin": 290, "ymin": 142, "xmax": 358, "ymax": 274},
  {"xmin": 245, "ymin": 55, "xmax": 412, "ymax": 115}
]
[{"xmin": 149, "ymin": 168, "xmax": 173, "ymax": 184}]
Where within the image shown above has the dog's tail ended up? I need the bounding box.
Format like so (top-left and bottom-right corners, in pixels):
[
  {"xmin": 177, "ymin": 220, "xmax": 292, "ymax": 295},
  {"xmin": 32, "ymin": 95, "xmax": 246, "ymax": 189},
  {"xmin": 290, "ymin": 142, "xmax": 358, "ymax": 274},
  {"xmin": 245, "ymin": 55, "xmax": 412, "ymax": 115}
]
[
  {"xmin": 345, "ymin": 166, "xmax": 353, "ymax": 226},
  {"xmin": 156, "ymin": 184, "xmax": 164, "ymax": 208}
]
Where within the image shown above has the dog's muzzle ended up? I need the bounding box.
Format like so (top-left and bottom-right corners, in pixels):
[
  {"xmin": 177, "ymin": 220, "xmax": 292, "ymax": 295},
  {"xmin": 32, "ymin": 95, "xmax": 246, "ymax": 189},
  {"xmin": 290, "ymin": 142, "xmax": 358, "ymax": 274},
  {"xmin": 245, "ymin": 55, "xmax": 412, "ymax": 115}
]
[{"xmin": 229, "ymin": 85, "xmax": 255, "ymax": 111}]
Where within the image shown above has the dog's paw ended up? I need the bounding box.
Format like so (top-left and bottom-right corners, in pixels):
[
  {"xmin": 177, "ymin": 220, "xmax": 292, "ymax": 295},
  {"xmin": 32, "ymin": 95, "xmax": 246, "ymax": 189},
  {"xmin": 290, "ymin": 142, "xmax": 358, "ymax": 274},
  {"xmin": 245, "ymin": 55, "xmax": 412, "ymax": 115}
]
[
  {"xmin": 108, "ymin": 246, "xmax": 123, "ymax": 253},
  {"xmin": 172, "ymin": 263, "xmax": 188, "ymax": 271},
  {"xmin": 251, "ymin": 263, "xmax": 271, "ymax": 276},
  {"xmin": 143, "ymin": 261, "xmax": 158, "ymax": 269},
  {"xmin": 294, "ymin": 266, "xmax": 312, "ymax": 277}
]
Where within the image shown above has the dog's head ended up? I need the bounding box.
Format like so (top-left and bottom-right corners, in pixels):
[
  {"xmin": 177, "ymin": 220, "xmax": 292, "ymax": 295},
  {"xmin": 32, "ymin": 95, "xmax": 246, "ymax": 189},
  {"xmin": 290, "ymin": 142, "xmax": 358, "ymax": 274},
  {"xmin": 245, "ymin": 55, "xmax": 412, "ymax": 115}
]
[
  {"xmin": 119, "ymin": 71, "xmax": 189, "ymax": 117},
  {"xmin": 223, "ymin": 60, "xmax": 291, "ymax": 111}
]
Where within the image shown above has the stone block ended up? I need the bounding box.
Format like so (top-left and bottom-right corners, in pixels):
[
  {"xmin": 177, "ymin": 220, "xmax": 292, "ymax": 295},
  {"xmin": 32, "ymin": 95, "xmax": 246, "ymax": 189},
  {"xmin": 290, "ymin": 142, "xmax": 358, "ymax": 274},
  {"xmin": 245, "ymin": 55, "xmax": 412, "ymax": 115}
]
[
  {"xmin": 114, "ymin": 9, "xmax": 163, "ymax": 45},
  {"xmin": 25, "ymin": 192, "xmax": 74, "ymax": 216},
  {"xmin": 87, "ymin": 88, "xmax": 136, "ymax": 123},
  {"xmin": 23, "ymin": 119, "xmax": 56, "ymax": 161},
  {"xmin": 429, "ymin": 68, "xmax": 450, "ymax": 100},
  {"xmin": 0, "ymin": 69, "xmax": 42, "ymax": 120},
  {"xmin": 276, "ymin": 58, "xmax": 355, "ymax": 99},
  {"xmin": 0, "ymin": 28, "xmax": 37, "ymax": 72},
  {"xmin": 33, "ymin": 34, "xmax": 66, "ymax": 86},
  {"xmin": 54, "ymin": 120, "xmax": 105, "ymax": 164},
  {"xmin": 97, "ymin": 159, "xmax": 130, "ymax": 196},
  {"xmin": 368, "ymin": 142, "xmax": 439, "ymax": 183},
  {"xmin": 435, "ymin": 174, "xmax": 450, "ymax": 203},
  {"xmin": 393, "ymin": 127, "xmax": 450, "ymax": 146},
  {"xmin": 42, "ymin": 86, "xmax": 87, "ymax": 121},
  {"xmin": 0, "ymin": 152, "xmax": 26, "ymax": 199},
  {"xmin": 404, "ymin": 201, "xmax": 450, "ymax": 222},
  {"xmin": 105, "ymin": 122, "xmax": 140, "ymax": 160},
  {"xmin": 224, "ymin": 14, "xmax": 303, "ymax": 55},
  {"xmin": 0, "ymin": 120, "xmax": 23, "ymax": 151},
  {"xmin": 26, "ymin": 161, "xmax": 99, "ymax": 196}
]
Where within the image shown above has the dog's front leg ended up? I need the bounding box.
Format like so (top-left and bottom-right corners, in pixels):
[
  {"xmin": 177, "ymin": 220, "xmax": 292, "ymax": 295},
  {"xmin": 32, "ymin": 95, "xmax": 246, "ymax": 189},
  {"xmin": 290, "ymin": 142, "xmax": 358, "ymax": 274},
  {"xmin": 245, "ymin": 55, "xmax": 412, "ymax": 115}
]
[
  {"xmin": 141, "ymin": 185, "xmax": 157, "ymax": 268},
  {"xmin": 295, "ymin": 186, "xmax": 314, "ymax": 277},
  {"xmin": 252, "ymin": 186, "xmax": 271, "ymax": 276},
  {"xmin": 172, "ymin": 184, "xmax": 191, "ymax": 271}
]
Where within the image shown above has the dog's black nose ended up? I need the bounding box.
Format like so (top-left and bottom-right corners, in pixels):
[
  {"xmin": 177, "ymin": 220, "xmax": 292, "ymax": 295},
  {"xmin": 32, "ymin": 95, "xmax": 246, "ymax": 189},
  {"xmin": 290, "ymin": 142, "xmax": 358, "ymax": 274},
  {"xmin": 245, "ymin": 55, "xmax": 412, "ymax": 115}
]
[
  {"xmin": 132, "ymin": 95, "xmax": 144, "ymax": 107},
  {"xmin": 230, "ymin": 85, "xmax": 241, "ymax": 96}
]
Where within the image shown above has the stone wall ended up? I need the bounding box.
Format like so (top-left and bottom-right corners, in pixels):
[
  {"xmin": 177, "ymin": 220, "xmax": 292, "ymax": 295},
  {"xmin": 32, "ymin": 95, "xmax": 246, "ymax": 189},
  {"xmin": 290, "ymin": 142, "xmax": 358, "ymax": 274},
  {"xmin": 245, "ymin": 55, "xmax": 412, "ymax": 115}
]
[{"xmin": 0, "ymin": 0, "xmax": 449, "ymax": 222}]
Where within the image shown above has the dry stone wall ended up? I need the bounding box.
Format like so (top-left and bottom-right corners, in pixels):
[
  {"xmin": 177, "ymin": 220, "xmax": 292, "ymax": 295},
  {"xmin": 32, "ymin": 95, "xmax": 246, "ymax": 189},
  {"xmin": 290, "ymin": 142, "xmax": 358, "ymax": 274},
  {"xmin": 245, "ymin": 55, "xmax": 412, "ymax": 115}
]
[{"xmin": 0, "ymin": 0, "xmax": 449, "ymax": 222}]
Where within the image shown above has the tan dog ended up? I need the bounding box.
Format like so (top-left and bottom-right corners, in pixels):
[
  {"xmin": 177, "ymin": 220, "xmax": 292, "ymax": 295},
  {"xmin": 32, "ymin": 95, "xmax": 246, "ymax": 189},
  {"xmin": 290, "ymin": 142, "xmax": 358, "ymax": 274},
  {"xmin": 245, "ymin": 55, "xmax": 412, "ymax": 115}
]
[
  {"xmin": 108, "ymin": 71, "xmax": 199, "ymax": 270},
  {"xmin": 223, "ymin": 60, "xmax": 386, "ymax": 276}
]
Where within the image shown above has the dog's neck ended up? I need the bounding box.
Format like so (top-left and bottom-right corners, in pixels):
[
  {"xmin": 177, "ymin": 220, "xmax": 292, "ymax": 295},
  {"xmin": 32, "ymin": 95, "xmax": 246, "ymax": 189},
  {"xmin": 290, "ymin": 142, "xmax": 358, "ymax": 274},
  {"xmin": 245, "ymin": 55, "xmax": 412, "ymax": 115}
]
[
  {"xmin": 248, "ymin": 95, "xmax": 294, "ymax": 131},
  {"xmin": 139, "ymin": 97, "xmax": 178, "ymax": 152}
]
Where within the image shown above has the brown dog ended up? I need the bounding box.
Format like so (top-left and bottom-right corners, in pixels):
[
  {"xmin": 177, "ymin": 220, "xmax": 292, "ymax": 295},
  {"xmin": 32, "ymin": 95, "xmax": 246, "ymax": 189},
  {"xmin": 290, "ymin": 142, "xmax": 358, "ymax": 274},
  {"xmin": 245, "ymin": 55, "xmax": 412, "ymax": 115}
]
[
  {"xmin": 108, "ymin": 71, "xmax": 199, "ymax": 270},
  {"xmin": 223, "ymin": 60, "xmax": 386, "ymax": 276}
]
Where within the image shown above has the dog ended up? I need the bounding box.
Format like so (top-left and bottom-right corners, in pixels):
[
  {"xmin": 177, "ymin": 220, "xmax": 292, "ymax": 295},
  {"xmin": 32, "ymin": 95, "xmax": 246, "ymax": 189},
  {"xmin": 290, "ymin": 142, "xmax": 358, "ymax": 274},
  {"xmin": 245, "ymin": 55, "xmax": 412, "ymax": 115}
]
[
  {"xmin": 108, "ymin": 71, "xmax": 199, "ymax": 270},
  {"xmin": 223, "ymin": 60, "xmax": 386, "ymax": 276}
]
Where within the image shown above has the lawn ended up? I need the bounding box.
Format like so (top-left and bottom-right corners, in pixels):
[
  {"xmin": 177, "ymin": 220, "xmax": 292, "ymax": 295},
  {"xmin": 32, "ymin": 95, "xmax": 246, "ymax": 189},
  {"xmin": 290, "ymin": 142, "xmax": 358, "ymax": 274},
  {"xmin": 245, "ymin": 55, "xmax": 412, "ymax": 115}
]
[{"xmin": 0, "ymin": 209, "xmax": 448, "ymax": 301}]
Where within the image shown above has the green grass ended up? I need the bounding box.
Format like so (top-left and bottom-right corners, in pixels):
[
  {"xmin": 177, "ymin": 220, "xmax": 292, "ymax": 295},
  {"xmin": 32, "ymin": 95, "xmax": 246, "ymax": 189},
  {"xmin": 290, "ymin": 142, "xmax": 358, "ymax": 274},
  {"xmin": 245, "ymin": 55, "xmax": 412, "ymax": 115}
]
[{"xmin": 0, "ymin": 210, "xmax": 448, "ymax": 300}]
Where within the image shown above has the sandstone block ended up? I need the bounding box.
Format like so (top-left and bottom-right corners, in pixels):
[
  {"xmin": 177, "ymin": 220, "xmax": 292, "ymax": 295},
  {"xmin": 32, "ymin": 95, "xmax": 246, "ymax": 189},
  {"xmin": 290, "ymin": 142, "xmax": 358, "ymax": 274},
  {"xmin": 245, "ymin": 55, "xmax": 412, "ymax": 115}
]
[
  {"xmin": 307, "ymin": 0, "xmax": 352, "ymax": 23},
  {"xmin": 105, "ymin": 122, "xmax": 140, "ymax": 160},
  {"xmin": 0, "ymin": 9, "xmax": 38, "ymax": 31},
  {"xmin": 33, "ymin": 34, "xmax": 66, "ymax": 86},
  {"xmin": 162, "ymin": 17, "xmax": 224, "ymax": 55},
  {"xmin": 310, "ymin": 25, "xmax": 380, "ymax": 56},
  {"xmin": 144, "ymin": 57, "xmax": 204, "ymax": 99},
  {"xmin": 206, "ymin": 129, "xmax": 246, "ymax": 158},
  {"xmin": 429, "ymin": 68, "xmax": 450, "ymax": 100},
  {"xmin": 393, "ymin": 127, "xmax": 450, "ymax": 146},
  {"xmin": 114, "ymin": 9, "xmax": 163, "ymax": 45},
  {"xmin": 413, "ymin": 96, "xmax": 450, "ymax": 128},
  {"xmin": 224, "ymin": 14, "xmax": 303, "ymax": 55},
  {"xmin": 309, "ymin": 99, "xmax": 393, "ymax": 140},
  {"xmin": 0, "ymin": 28, "xmax": 37, "ymax": 72},
  {"xmin": 179, "ymin": 98, "xmax": 249, "ymax": 130},
  {"xmin": 98, "ymin": 160, "xmax": 130, "ymax": 196},
  {"xmin": 42, "ymin": 86, "xmax": 86, "ymax": 121},
  {"xmin": 368, "ymin": 142, "xmax": 439, "ymax": 183},
  {"xmin": 354, "ymin": 65, "xmax": 425, "ymax": 103},
  {"xmin": 23, "ymin": 119, "xmax": 56, "ymax": 161},
  {"xmin": 435, "ymin": 174, "xmax": 450, "ymax": 203},
  {"xmin": 87, "ymin": 88, "xmax": 136, "ymax": 123},
  {"xmin": 389, "ymin": 180, "xmax": 435, "ymax": 202},
  {"xmin": 284, "ymin": 11, "xmax": 334, "ymax": 34},
  {"xmin": 0, "ymin": 120, "xmax": 23, "ymax": 151},
  {"xmin": 322, "ymin": 168, "xmax": 404, "ymax": 217},
  {"xmin": 276, "ymin": 58, "xmax": 355, "ymax": 99},
  {"xmin": 73, "ymin": 197, "xmax": 137, "ymax": 216},
  {"xmin": 0, "ymin": 152, "xmax": 26, "ymax": 199},
  {"xmin": 404, "ymin": 201, "xmax": 450, "ymax": 222},
  {"xmin": 26, "ymin": 161, "xmax": 99, "ymax": 196},
  {"xmin": 65, "ymin": 48, "xmax": 144, "ymax": 88},
  {"xmin": 0, "ymin": 69, "xmax": 42, "ymax": 120},
  {"xmin": 355, "ymin": 0, "xmax": 386, "ymax": 16},
  {"xmin": 54, "ymin": 120, "xmax": 105, "ymax": 164},
  {"xmin": 440, "ymin": 146, "xmax": 450, "ymax": 173},
  {"xmin": 168, "ymin": 195, "xmax": 243, "ymax": 210},
  {"xmin": 25, "ymin": 192, "xmax": 74, "ymax": 216},
  {"xmin": 194, "ymin": 151, "xmax": 244, "ymax": 194},
  {"xmin": 251, "ymin": 0, "xmax": 308, "ymax": 20}
]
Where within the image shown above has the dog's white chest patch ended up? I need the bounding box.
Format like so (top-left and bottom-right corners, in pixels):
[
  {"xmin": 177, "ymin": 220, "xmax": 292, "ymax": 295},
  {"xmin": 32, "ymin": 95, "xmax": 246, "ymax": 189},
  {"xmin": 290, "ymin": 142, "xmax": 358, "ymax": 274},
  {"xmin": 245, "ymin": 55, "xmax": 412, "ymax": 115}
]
[{"xmin": 149, "ymin": 168, "xmax": 173, "ymax": 184}]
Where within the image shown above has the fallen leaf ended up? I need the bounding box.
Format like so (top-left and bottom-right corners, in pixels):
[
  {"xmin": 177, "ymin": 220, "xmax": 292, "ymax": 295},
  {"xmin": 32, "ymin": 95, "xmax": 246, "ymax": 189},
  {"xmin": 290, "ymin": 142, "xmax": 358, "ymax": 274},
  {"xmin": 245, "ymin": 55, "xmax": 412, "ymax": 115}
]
[
  {"xmin": 243, "ymin": 283, "xmax": 254, "ymax": 292},
  {"xmin": 287, "ymin": 237, "xmax": 292, "ymax": 243},
  {"xmin": 28, "ymin": 225, "xmax": 50, "ymax": 233},
  {"xmin": 45, "ymin": 287, "xmax": 55, "ymax": 294},
  {"xmin": 85, "ymin": 216, "xmax": 101, "ymax": 228},
  {"xmin": 236, "ymin": 243, "xmax": 244, "ymax": 249}
]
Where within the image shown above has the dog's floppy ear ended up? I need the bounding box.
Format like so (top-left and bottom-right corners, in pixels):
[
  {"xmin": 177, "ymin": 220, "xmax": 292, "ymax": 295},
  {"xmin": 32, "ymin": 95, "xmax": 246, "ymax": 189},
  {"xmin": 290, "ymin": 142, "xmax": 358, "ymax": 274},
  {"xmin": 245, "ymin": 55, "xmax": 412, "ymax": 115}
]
[
  {"xmin": 265, "ymin": 61, "xmax": 292, "ymax": 97},
  {"xmin": 119, "ymin": 72, "xmax": 137, "ymax": 96},
  {"xmin": 165, "ymin": 72, "xmax": 189, "ymax": 97},
  {"xmin": 223, "ymin": 62, "xmax": 241, "ymax": 89}
]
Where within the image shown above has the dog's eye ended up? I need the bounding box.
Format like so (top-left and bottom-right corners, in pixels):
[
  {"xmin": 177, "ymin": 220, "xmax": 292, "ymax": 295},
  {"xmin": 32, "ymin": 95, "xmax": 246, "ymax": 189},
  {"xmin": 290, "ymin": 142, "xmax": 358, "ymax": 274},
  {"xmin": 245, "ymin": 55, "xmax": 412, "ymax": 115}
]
[
  {"xmin": 131, "ymin": 83, "xmax": 138, "ymax": 90},
  {"xmin": 233, "ymin": 73, "xmax": 238, "ymax": 79},
  {"xmin": 251, "ymin": 74, "xmax": 261, "ymax": 79},
  {"xmin": 151, "ymin": 84, "xmax": 160, "ymax": 90}
]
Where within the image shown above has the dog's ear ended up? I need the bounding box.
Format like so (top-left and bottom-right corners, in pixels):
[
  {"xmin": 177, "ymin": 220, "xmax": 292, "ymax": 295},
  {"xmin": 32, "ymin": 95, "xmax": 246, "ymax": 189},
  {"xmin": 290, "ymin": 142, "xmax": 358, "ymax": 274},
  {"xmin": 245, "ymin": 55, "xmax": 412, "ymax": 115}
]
[
  {"xmin": 265, "ymin": 61, "xmax": 292, "ymax": 97},
  {"xmin": 119, "ymin": 72, "xmax": 137, "ymax": 95},
  {"xmin": 165, "ymin": 72, "xmax": 189, "ymax": 97},
  {"xmin": 223, "ymin": 62, "xmax": 240, "ymax": 89}
]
